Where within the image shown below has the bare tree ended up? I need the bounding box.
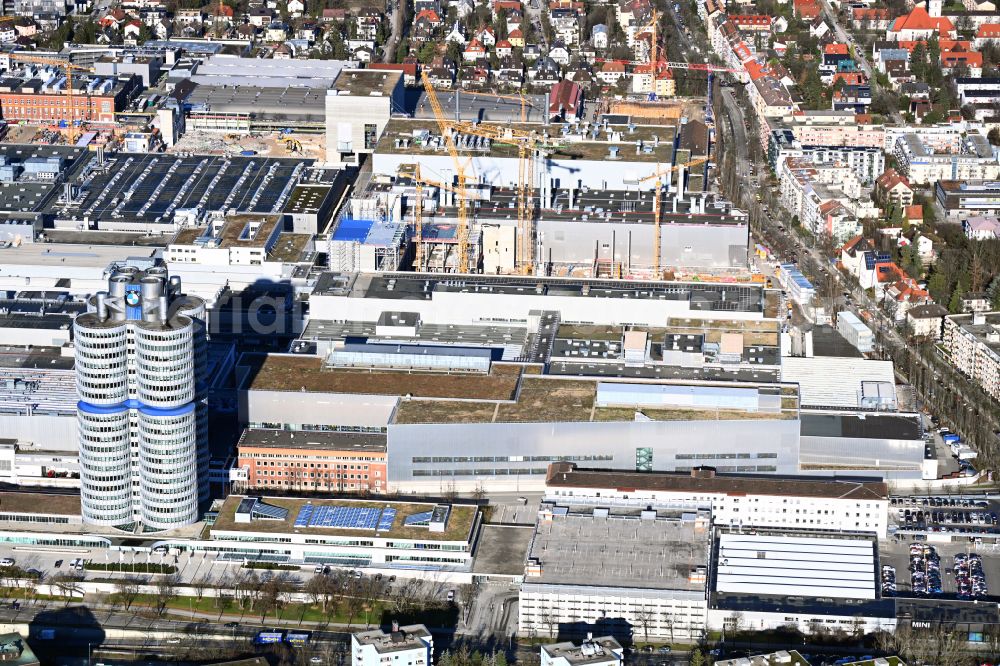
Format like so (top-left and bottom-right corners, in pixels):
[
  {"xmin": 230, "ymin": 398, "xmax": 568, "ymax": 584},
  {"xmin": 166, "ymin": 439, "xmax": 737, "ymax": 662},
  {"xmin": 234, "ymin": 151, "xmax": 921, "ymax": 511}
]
[
  {"xmin": 50, "ymin": 571, "xmax": 84, "ymax": 599},
  {"xmin": 725, "ymin": 611, "xmax": 745, "ymax": 641},
  {"xmin": 305, "ymin": 574, "xmax": 332, "ymax": 615},
  {"xmin": 537, "ymin": 610, "xmax": 558, "ymax": 638},
  {"xmin": 459, "ymin": 582, "xmax": 479, "ymax": 624},
  {"xmin": 344, "ymin": 581, "xmax": 366, "ymax": 628},
  {"xmin": 634, "ymin": 605, "xmax": 655, "ymax": 643},
  {"xmin": 257, "ymin": 575, "xmax": 290, "ymax": 622},
  {"xmin": 660, "ymin": 609, "xmax": 675, "ymax": 643},
  {"xmin": 154, "ymin": 573, "xmax": 181, "ymax": 616},
  {"xmin": 191, "ymin": 573, "xmax": 212, "ymax": 603},
  {"xmin": 115, "ymin": 575, "xmax": 144, "ymax": 611}
]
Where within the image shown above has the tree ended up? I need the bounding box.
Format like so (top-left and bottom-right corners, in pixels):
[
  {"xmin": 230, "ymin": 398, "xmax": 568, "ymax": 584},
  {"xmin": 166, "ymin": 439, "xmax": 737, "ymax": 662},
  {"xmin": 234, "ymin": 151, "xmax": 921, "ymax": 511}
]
[
  {"xmin": 987, "ymin": 275, "xmax": 1000, "ymax": 309},
  {"xmin": 75, "ymin": 18, "xmax": 97, "ymax": 44},
  {"xmin": 689, "ymin": 649, "xmax": 706, "ymax": 666},
  {"xmin": 154, "ymin": 574, "xmax": 180, "ymax": 616},
  {"xmin": 459, "ymin": 583, "xmax": 479, "ymax": 624},
  {"xmin": 928, "ymin": 271, "xmax": 951, "ymax": 304},
  {"xmin": 634, "ymin": 605, "xmax": 654, "ymax": 642},
  {"xmin": 537, "ymin": 610, "xmax": 558, "ymax": 638},
  {"xmin": 115, "ymin": 576, "xmax": 144, "ymax": 611},
  {"xmin": 446, "ymin": 41, "xmax": 463, "ymax": 64},
  {"xmin": 417, "ymin": 42, "xmax": 436, "ymax": 63},
  {"xmin": 191, "ymin": 573, "xmax": 212, "ymax": 603},
  {"xmin": 257, "ymin": 576, "xmax": 289, "ymax": 621},
  {"xmin": 395, "ymin": 37, "xmax": 410, "ymax": 63},
  {"xmin": 306, "ymin": 574, "xmax": 333, "ymax": 613},
  {"xmin": 43, "ymin": 21, "xmax": 74, "ymax": 50},
  {"xmin": 344, "ymin": 581, "xmax": 366, "ymax": 628},
  {"xmin": 949, "ymin": 281, "xmax": 966, "ymax": 314},
  {"xmin": 902, "ymin": 242, "xmax": 922, "ymax": 279}
]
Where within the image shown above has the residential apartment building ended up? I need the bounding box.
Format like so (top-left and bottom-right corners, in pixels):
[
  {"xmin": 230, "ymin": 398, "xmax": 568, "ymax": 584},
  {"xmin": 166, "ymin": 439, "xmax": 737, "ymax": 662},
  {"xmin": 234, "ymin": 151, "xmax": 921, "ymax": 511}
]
[
  {"xmin": 234, "ymin": 428, "xmax": 388, "ymax": 493},
  {"xmin": 936, "ymin": 180, "xmax": 1000, "ymax": 219},
  {"xmin": 778, "ymin": 158, "xmax": 862, "ymax": 242},
  {"xmin": 875, "ymin": 168, "xmax": 914, "ymax": 208},
  {"xmin": 541, "ymin": 638, "xmax": 624, "ymax": 666},
  {"xmin": 943, "ymin": 311, "xmax": 1000, "ymax": 401},
  {"xmin": 769, "ymin": 129, "xmax": 885, "ymax": 184},
  {"xmin": 907, "ymin": 303, "xmax": 949, "ymax": 339},
  {"xmin": 893, "ymin": 132, "xmax": 1000, "ymax": 185},
  {"xmin": 352, "ymin": 624, "xmax": 433, "ymax": 666},
  {"xmin": 778, "ymin": 111, "xmax": 886, "ymax": 149}
]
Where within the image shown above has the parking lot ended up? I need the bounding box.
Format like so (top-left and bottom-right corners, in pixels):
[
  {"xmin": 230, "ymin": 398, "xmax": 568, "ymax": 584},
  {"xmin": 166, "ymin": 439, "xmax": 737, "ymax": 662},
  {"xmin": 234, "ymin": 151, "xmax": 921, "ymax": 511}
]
[
  {"xmin": 889, "ymin": 494, "xmax": 1000, "ymax": 539},
  {"xmin": 879, "ymin": 537, "xmax": 1000, "ymax": 600}
]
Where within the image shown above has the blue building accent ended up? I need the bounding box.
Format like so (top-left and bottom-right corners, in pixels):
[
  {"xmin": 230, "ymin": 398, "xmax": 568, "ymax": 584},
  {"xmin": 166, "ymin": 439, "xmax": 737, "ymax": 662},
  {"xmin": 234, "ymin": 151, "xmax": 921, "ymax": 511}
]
[{"xmin": 77, "ymin": 400, "xmax": 196, "ymax": 417}]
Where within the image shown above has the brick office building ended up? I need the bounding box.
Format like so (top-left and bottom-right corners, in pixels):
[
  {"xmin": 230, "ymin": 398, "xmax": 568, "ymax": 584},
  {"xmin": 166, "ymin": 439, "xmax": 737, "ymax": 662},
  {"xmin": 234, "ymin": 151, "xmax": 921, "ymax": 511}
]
[
  {"xmin": 235, "ymin": 428, "xmax": 389, "ymax": 494},
  {"xmin": 0, "ymin": 73, "xmax": 141, "ymax": 124}
]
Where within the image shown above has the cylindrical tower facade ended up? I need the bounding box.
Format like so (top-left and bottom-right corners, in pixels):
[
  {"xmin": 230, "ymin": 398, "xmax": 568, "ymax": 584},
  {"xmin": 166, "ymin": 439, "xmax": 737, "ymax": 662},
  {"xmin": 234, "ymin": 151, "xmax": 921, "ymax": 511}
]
[
  {"xmin": 75, "ymin": 267, "xmax": 206, "ymax": 532},
  {"xmin": 73, "ymin": 316, "xmax": 129, "ymax": 406},
  {"xmin": 138, "ymin": 406, "xmax": 199, "ymax": 530},
  {"xmin": 77, "ymin": 405, "xmax": 131, "ymax": 526}
]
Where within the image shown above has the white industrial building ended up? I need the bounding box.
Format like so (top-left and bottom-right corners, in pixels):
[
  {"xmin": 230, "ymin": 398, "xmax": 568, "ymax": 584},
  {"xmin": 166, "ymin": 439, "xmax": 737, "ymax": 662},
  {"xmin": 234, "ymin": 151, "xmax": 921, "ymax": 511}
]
[
  {"xmin": 836, "ymin": 310, "xmax": 875, "ymax": 353},
  {"xmin": 715, "ymin": 533, "xmax": 877, "ymax": 600},
  {"xmin": 781, "ymin": 356, "xmax": 896, "ymax": 410},
  {"xmin": 308, "ymin": 273, "xmax": 770, "ymax": 328},
  {"xmin": 351, "ymin": 624, "xmax": 433, "ymax": 666},
  {"xmin": 518, "ymin": 503, "xmax": 711, "ymax": 641},
  {"xmin": 211, "ymin": 496, "xmax": 479, "ymax": 570},
  {"xmin": 325, "ymin": 69, "xmax": 405, "ymax": 167},
  {"xmin": 707, "ymin": 530, "xmax": 896, "ymax": 636},
  {"xmin": 543, "ymin": 463, "xmax": 891, "ymax": 537}
]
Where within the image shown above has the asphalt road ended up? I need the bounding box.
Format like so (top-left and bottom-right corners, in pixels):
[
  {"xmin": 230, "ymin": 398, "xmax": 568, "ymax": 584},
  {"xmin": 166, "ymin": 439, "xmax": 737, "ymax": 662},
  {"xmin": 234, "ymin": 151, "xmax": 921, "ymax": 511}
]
[{"xmin": 382, "ymin": 0, "xmax": 403, "ymax": 63}]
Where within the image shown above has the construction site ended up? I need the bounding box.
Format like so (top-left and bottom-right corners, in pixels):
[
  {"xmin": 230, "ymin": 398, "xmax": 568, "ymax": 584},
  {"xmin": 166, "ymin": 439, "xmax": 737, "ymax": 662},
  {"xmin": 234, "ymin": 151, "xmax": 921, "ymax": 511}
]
[{"xmin": 327, "ymin": 70, "xmax": 737, "ymax": 280}]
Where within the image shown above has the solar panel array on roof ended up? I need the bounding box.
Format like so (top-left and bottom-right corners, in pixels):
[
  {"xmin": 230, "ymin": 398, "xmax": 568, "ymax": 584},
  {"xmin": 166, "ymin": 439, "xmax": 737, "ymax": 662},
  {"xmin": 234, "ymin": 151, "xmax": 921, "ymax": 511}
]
[
  {"xmin": 252, "ymin": 502, "xmax": 289, "ymax": 521},
  {"xmin": 292, "ymin": 504, "xmax": 398, "ymax": 530},
  {"xmin": 404, "ymin": 511, "xmax": 433, "ymax": 527},
  {"xmin": 378, "ymin": 508, "xmax": 397, "ymax": 531}
]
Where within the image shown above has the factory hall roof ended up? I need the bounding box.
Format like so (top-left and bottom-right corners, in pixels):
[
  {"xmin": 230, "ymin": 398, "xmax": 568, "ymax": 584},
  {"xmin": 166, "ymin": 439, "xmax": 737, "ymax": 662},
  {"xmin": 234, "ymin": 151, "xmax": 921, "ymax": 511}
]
[
  {"xmin": 376, "ymin": 118, "xmax": 679, "ymax": 163},
  {"xmin": 0, "ymin": 491, "xmax": 81, "ymax": 516},
  {"xmin": 524, "ymin": 504, "xmax": 710, "ymax": 591},
  {"xmin": 185, "ymin": 83, "xmax": 327, "ymax": 120},
  {"xmin": 314, "ymin": 273, "xmax": 764, "ymax": 313},
  {"xmin": 244, "ymin": 353, "xmax": 522, "ymax": 400},
  {"xmin": 237, "ymin": 428, "xmax": 387, "ymax": 452},
  {"xmin": 544, "ymin": 463, "xmax": 888, "ymax": 500}
]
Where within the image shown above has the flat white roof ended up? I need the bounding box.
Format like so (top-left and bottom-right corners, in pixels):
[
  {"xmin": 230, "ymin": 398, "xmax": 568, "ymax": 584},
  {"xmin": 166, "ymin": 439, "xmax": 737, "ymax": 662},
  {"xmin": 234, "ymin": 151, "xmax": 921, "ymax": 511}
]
[
  {"xmin": 715, "ymin": 533, "xmax": 877, "ymax": 600},
  {"xmin": 780, "ymin": 356, "xmax": 895, "ymax": 409}
]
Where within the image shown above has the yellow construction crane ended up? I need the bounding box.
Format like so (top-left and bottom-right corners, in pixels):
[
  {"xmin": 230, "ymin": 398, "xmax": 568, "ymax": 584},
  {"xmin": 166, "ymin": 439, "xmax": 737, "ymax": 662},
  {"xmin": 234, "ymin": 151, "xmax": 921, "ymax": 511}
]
[
  {"xmin": 422, "ymin": 73, "xmax": 563, "ymax": 275},
  {"xmin": 421, "ymin": 70, "xmax": 473, "ymax": 273},
  {"xmin": 484, "ymin": 92, "xmax": 537, "ymax": 124},
  {"xmin": 402, "ymin": 163, "xmax": 467, "ymax": 272},
  {"xmin": 638, "ymin": 155, "xmax": 710, "ymax": 278},
  {"xmin": 9, "ymin": 54, "xmax": 94, "ymax": 144},
  {"xmin": 632, "ymin": 8, "xmax": 661, "ymax": 69}
]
